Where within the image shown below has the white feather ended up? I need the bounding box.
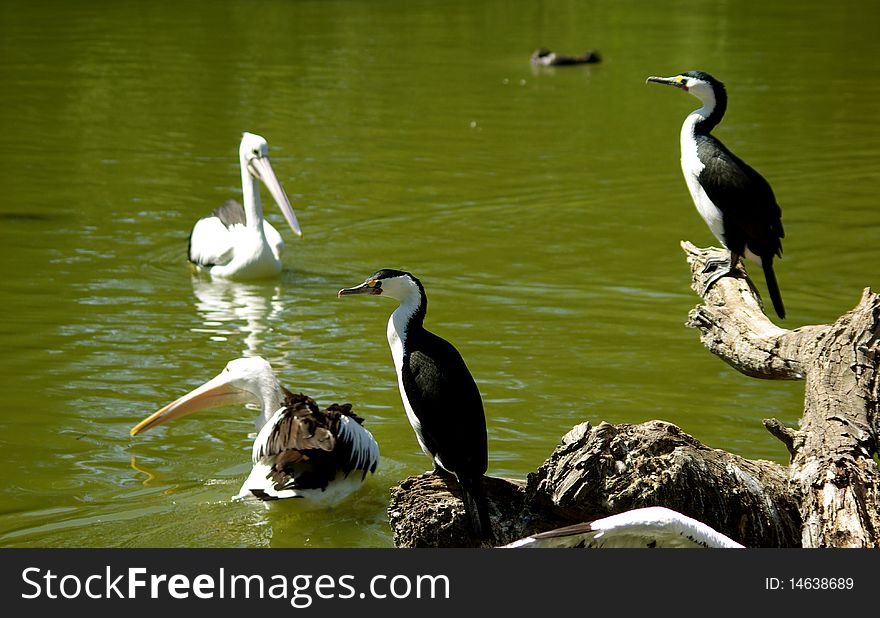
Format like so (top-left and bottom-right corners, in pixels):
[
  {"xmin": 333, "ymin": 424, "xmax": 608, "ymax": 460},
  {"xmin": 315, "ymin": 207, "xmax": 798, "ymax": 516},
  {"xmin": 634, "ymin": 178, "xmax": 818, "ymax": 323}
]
[
  {"xmin": 263, "ymin": 219, "xmax": 284, "ymax": 261},
  {"xmin": 680, "ymin": 113, "xmax": 726, "ymax": 246},
  {"xmin": 189, "ymin": 216, "xmax": 235, "ymax": 266},
  {"xmin": 337, "ymin": 414, "xmax": 381, "ymax": 474},
  {"xmin": 503, "ymin": 506, "xmax": 744, "ymax": 549},
  {"xmin": 386, "ymin": 287, "xmax": 431, "ymax": 459},
  {"xmin": 234, "ymin": 466, "xmax": 367, "ymax": 506}
]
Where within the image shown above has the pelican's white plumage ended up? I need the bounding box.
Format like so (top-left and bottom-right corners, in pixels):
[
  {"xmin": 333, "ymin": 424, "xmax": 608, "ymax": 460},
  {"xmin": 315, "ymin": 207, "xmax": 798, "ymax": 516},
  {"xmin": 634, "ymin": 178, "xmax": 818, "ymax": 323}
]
[
  {"xmin": 188, "ymin": 132, "xmax": 302, "ymax": 280},
  {"xmin": 503, "ymin": 506, "xmax": 744, "ymax": 548},
  {"xmin": 130, "ymin": 357, "xmax": 379, "ymax": 505}
]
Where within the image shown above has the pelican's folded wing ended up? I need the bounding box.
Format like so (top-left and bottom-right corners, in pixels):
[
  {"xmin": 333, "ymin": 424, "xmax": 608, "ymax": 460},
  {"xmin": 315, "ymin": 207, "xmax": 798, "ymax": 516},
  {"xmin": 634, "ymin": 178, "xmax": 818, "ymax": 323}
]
[{"xmin": 188, "ymin": 216, "xmax": 235, "ymax": 267}]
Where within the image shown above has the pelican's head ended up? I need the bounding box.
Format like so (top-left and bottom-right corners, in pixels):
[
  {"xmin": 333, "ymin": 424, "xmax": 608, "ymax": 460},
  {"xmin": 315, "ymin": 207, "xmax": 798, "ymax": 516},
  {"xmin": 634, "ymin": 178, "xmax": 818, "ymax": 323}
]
[
  {"xmin": 646, "ymin": 71, "xmax": 726, "ymax": 110},
  {"xmin": 130, "ymin": 357, "xmax": 284, "ymax": 436},
  {"xmin": 239, "ymin": 132, "xmax": 302, "ymax": 237},
  {"xmin": 240, "ymin": 131, "xmax": 270, "ymax": 161},
  {"xmin": 337, "ymin": 269, "xmax": 425, "ymax": 303}
]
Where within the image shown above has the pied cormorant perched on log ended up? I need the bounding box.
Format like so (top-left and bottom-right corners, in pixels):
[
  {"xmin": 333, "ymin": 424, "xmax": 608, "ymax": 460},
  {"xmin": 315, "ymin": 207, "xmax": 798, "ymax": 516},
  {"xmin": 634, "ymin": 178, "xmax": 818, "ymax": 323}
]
[
  {"xmin": 647, "ymin": 71, "xmax": 786, "ymax": 319},
  {"xmin": 338, "ymin": 269, "xmax": 492, "ymax": 541},
  {"xmin": 503, "ymin": 506, "xmax": 744, "ymax": 548},
  {"xmin": 130, "ymin": 357, "xmax": 379, "ymax": 505}
]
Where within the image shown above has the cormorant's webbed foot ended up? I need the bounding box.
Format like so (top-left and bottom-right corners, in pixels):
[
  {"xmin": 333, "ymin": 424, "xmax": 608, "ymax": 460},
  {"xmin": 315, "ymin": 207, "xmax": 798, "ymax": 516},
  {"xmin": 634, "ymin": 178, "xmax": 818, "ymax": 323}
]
[
  {"xmin": 424, "ymin": 465, "xmax": 453, "ymax": 478},
  {"xmin": 699, "ymin": 254, "xmax": 737, "ymax": 297}
]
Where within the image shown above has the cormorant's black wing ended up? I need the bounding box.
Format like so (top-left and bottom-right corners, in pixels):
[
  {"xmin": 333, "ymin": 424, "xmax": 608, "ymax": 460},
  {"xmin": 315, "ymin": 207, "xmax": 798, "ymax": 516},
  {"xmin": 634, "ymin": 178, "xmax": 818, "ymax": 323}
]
[
  {"xmin": 696, "ymin": 136, "xmax": 784, "ymax": 258},
  {"xmin": 401, "ymin": 330, "xmax": 488, "ymax": 478}
]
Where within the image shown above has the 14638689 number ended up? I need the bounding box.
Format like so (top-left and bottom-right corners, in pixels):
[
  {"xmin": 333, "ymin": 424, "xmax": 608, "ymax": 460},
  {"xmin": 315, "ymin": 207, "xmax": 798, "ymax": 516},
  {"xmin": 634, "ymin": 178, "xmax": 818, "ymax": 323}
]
[{"xmin": 790, "ymin": 578, "xmax": 854, "ymax": 590}]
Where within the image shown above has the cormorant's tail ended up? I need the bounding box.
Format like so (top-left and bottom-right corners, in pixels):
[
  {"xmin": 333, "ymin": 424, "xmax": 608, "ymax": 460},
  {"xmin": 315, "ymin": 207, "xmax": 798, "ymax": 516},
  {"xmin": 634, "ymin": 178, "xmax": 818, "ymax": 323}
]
[
  {"xmin": 762, "ymin": 259, "xmax": 785, "ymax": 319},
  {"xmin": 457, "ymin": 474, "xmax": 493, "ymax": 544}
]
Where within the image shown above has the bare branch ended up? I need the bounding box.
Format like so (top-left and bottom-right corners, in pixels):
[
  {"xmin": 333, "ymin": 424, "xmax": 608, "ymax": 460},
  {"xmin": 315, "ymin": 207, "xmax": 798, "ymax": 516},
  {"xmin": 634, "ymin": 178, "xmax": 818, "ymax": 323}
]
[{"xmin": 682, "ymin": 242, "xmax": 880, "ymax": 547}]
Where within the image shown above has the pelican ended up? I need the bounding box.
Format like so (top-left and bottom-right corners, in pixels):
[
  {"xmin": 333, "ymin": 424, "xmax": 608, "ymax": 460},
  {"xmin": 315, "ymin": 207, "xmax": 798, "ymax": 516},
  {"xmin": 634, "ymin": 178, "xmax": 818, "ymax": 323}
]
[
  {"xmin": 130, "ymin": 357, "xmax": 379, "ymax": 504},
  {"xmin": 188, "ymin": 132, "xmax": 302, "ymax": 280},
  {"xmin": 503, "ymin": 506, "xmax": 744, "ymax": 548}
]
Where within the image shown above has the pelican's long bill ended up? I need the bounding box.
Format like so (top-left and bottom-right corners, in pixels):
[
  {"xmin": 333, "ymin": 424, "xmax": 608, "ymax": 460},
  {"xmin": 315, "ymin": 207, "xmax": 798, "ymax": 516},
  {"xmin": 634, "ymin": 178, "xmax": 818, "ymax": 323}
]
[
  {"xmin": 248, "ymin": 156, "xmax": 302, "ymax": 237},
  {"xmin": 130, "ymin": 371, "xmax": 251, "ymax": 436}
]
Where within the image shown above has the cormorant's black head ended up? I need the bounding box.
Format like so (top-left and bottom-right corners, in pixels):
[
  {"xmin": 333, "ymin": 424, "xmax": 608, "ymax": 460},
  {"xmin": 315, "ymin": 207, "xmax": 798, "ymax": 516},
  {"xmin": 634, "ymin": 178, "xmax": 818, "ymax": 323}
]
[
  {"xmin": 338, "ymin": 269, "xmax": 424, "ymax": 302},
  {"xmin": 646, "ymin": 70, "xmax": 726, "ymax": 103},
  {"xmin": 646, "ymin": 70, "xmax": 728, "ymax": 127}
]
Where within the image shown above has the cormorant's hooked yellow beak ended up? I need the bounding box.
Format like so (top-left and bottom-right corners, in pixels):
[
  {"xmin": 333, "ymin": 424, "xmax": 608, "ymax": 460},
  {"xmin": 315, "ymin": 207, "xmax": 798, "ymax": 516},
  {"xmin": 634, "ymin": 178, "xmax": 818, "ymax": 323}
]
[
  {"xmin": 338, "ymin": 279, "xmax": 383, "ymax": 297},
  {"xmin": 646, "ymin": 75, "xmax": 689, "ymax": 91}
]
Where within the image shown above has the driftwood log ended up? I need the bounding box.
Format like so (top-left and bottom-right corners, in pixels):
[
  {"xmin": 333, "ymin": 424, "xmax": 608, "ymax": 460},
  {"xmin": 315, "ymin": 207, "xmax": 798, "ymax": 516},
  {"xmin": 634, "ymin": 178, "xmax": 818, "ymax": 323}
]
[
  {"xmin": 387, "ymin": 243, "xmax": 880, "ymax": 548},
  {"xmin": 681, "ymin": 242, "xmax": 880, "ymax": 547},
  {"xmin": 389, "ymin": 420, "xmax": 802, "ymax": 547}
]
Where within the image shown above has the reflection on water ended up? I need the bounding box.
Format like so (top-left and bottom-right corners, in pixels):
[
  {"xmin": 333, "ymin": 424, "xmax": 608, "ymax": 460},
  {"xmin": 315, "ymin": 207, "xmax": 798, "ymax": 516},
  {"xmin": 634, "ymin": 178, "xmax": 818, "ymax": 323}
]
[
  {"xmin": 189, "ymin": 276, "xmax": 285, "ymax": 357},
  {"xmin": 1, "ymin": 0, "xmax": 879, "ymax": 547},
  {"xmin": 130, "ymin": 456, "xmax": 160, "ymax": 488}
]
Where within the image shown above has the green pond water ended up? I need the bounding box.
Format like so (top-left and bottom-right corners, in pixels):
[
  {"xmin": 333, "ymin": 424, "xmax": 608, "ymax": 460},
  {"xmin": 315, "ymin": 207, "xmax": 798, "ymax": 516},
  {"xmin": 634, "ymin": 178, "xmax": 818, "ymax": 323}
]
[{"xmin": 1, "ymin": 0, "xmax": 878, "ymax": 547}]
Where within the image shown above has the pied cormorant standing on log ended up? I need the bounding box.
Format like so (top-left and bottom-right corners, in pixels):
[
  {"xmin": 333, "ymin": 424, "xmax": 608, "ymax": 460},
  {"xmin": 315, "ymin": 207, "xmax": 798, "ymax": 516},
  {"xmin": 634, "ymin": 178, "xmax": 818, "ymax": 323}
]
[
  {"xmin": 647, "ymin": 71, "xmax": 786, "ymax": 319},
  {"xmin": 338, "ymin": 269, "xmax": 492, "ymax": 541}
]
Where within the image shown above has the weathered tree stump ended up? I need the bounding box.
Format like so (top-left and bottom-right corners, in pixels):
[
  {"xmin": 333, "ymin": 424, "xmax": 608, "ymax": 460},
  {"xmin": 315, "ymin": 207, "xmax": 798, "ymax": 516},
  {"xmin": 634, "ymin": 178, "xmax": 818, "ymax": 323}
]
[
  {"xmin": 389, "ymin": 420, "xmax": 801, "ymax": 548},
  {"xmin": 386, "ymin": 243, "xmax": 879, "ymax": 548},
  {"xmin": 681, "ymin": 241, "xmax": 880, "ymax": 547}
]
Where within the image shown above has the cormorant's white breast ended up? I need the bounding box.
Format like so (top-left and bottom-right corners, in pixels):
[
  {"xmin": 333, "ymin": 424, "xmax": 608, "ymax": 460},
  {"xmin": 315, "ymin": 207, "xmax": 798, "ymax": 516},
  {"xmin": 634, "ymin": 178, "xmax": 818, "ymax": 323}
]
[
  {"xmin": 647, "ymin": 71, "xmax": 786, "ymax": 319},
  {"xmin": 339, "ymin": 270, "xmax": 493, "ymax": 540}
]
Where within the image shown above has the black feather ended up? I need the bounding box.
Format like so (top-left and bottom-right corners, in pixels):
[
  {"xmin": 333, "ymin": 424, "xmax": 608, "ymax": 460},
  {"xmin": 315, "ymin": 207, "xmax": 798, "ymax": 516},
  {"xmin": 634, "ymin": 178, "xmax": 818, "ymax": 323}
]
[
  {"xmin": 254, "ymin": 391, "xmax": 375, "ymax": 495},
  {"xmin": 395, "ymin": 273, "xmax": 491, "ymax": 540},
  {"xmin": 762, "ymin": 260, "xmax": 786, "ymax": 319},
  {"xmin": 675, "ymin": 72, "xmax": 786, "ymax": 319}
]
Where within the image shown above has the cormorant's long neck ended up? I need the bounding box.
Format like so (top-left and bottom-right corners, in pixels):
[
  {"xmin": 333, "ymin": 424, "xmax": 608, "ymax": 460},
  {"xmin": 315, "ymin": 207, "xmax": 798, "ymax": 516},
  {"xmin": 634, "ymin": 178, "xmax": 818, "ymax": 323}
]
[
  {"xmin": 389, "ymin": 283, "xmax": 427, "ymax": 344},
  {"xmin": 240, "ymin": 158, "xmax": 266, "ymax": 232},
  {"xmin": 688, "ymin": 87, "xmax": 727, "ymax": 136}
]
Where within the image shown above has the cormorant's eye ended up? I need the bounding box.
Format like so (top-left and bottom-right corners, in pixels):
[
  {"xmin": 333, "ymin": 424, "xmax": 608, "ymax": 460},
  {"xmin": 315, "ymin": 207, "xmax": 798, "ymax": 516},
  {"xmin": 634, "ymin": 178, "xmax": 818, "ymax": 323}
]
[{"xmin": 369, "ymin": 279, "xmax": 381, "ymax": 289}]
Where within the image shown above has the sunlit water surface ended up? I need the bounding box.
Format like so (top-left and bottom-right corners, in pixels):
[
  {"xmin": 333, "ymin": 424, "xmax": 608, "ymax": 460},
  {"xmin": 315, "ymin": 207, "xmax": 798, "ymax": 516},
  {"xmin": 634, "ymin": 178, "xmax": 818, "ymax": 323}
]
[{"xmin": 1, "ymin": 0, "xmax": 879, "ymax": 547}]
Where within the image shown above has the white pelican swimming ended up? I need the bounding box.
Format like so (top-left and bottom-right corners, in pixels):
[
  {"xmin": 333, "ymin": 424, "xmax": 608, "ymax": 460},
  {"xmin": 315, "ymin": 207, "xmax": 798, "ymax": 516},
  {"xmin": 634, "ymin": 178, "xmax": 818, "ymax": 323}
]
[
  {"xmin": 188, "ymin": 132, "xmax": 302, "ymax": 280},
  {"xmin": 503, "ymin": 506, "xmax": 744, "ymax": 548},
  {"xmin": 130, "ymin": 357, "xmax": 379, "ymax": 504}
]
